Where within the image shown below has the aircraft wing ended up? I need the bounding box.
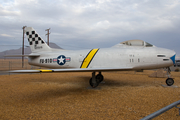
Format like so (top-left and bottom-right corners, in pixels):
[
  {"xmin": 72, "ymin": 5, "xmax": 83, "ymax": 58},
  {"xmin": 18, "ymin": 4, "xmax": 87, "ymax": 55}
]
[{"xmin": 10, "ymin": 67, "xmax": 133, "ymax": 73}]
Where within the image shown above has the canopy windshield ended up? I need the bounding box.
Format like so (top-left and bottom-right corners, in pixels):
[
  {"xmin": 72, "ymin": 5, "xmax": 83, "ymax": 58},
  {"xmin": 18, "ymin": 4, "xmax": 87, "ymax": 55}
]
[{"xmin": 120, "ymin": 40, "xmax": 153, "ymax": 47}]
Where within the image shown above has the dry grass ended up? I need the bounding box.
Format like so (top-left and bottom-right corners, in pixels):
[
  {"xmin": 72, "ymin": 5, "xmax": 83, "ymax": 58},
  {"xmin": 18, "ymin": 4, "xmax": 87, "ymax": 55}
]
[{"xmin": 0, "ymin": 71, "xmax": 180, "ymax": 120}]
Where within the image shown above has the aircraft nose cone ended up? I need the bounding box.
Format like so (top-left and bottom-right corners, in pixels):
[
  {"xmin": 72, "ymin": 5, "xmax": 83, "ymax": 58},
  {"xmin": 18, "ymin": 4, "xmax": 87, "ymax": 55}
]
[{"xmin": 170, "ymin": 54, "xmax": 176, "ymax": 64}]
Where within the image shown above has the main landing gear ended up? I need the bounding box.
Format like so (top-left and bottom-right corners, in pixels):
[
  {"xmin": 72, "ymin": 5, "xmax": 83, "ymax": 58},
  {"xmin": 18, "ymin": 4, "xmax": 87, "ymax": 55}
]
[
  {"xmin": 89, "ymin": 72, "xmax": 104, "ymax": 88},
  {"xmin": 165, "ymin": 67, "xmax": 174, "ymax": 86}
]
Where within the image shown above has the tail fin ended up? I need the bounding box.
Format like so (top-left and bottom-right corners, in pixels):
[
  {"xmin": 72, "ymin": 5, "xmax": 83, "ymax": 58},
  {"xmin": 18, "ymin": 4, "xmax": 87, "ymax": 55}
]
[{"xmin": 25, "ymin": 27, "xmax": 51, "ymax": 53}]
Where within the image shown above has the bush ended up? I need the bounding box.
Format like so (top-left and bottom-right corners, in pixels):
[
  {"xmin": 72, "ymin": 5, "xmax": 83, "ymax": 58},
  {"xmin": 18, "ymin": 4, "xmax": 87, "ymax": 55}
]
[{"xmin": 175, "ymin": 68, "xmax": 180, "ymax": 72}]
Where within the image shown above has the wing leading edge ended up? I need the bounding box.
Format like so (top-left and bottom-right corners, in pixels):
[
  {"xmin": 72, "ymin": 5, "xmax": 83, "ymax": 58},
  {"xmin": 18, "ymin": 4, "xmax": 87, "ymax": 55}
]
[{"xmin": 10, "ymin": 67, "xmax": 133, "ymax": 73}]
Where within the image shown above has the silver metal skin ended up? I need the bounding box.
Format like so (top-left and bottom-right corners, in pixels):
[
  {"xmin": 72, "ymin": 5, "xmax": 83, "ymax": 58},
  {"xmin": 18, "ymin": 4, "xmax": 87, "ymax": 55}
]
[
  {"xmin": 27, "ymin": 45, "xmax": 176, "ymax": 70},
  {"xmin": 9, "ymin": 27, "xmax": 176, "ymax": 88}
]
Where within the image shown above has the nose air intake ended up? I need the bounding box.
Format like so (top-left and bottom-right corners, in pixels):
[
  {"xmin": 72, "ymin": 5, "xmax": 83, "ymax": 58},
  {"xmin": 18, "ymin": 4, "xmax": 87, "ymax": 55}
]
[{"xmin": 170, "ymin": 54, "xmax": 176, "ymax": 64}]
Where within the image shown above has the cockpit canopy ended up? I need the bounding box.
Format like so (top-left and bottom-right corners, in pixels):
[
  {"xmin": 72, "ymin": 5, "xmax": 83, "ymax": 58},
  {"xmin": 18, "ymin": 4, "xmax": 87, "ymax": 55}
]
[{"xmin": 120, "ymin": 40, "xmax": 153, "ymax": 47}]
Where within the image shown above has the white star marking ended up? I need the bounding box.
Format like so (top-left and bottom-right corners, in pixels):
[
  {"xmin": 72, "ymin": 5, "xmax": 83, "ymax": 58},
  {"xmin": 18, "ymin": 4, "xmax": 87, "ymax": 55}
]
[{"xmin": 58, "ymin": 56, "xmax": 65, "ymax": 64}]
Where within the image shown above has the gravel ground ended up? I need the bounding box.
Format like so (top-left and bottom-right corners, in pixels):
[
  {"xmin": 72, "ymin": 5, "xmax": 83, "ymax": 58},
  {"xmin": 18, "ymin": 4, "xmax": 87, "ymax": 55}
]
[{"xmin": 0, "ymin": 71, "xmax": 180, "ymax": 120}]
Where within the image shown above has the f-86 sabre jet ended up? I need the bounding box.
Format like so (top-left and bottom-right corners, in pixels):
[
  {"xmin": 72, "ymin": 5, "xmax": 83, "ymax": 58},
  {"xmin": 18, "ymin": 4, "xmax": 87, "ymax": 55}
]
[{"xmin": 9, "ymin": 27, "xmax": 176, "ymax": 88}]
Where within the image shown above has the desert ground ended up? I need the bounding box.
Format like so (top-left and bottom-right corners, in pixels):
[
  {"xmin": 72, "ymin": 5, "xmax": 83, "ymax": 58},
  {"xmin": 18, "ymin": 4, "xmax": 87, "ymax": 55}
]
[
  {"xmin": 0, "ymin": 59, "xmax": 41, "ymax": 71},
  {"xmin": 0, "ymin": 70, "xmax": 180, "ymax": 120}
]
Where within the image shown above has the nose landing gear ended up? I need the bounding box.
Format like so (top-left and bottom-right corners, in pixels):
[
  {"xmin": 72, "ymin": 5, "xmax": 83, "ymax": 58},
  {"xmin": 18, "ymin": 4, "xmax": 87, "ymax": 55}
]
[{"xmin": 165, "ymin": 67, "xmax": 174, "ymax": 86}]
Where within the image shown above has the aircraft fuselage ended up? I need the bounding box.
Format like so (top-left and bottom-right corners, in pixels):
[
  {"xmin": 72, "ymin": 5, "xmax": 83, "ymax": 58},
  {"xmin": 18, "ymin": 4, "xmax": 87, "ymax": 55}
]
[{"xmin": 28, "ymin": 46, "xmax": 175, "ymax": 71}]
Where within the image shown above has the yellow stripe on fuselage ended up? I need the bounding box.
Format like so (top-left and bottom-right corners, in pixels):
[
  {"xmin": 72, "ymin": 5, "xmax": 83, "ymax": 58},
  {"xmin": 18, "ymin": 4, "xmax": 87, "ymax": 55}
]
[{"xmin": 81, "ymin": 49, "xmax": 99, "ymax": 68}]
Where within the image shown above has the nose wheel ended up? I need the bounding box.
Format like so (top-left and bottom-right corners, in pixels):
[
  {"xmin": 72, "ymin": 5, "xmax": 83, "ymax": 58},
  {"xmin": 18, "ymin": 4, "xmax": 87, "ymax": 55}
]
[
  {"xmin": 89, "ymin": 72, "xmax": 104, "ymax": 88},
  {"xmin": 165, "ymin": 67, "xmax": 174, "ymax": 86},
  {"xmin": 166, "ymin": 78, "xmax": 174, "ymax": 86}
]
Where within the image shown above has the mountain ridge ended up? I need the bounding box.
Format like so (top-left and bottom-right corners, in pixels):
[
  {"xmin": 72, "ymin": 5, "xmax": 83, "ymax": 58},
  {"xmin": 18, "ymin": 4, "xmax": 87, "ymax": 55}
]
[{"xmin": 0, "ymin": 42, "xmax": 62, "ymax": 59}]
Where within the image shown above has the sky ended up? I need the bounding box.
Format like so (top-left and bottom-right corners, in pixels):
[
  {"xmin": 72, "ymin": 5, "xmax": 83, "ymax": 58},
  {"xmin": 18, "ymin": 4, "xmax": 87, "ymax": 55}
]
[{"xmin": 0, "ymin": 0, "xmax": 180, "ymax": 55}]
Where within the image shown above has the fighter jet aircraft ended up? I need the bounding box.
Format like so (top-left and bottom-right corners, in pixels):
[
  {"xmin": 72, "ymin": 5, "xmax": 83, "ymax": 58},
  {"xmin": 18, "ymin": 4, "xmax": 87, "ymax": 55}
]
[{"xmin": 9, "ymin": 27, "xmax": 176, "ymax": 88}]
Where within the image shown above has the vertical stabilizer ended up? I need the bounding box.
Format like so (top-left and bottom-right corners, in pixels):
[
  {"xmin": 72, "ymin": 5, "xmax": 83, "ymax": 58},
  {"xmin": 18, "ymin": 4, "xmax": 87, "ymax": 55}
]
[{"xmin": 25, "ymin": 27, "xmax": 51, "ymax": 53}]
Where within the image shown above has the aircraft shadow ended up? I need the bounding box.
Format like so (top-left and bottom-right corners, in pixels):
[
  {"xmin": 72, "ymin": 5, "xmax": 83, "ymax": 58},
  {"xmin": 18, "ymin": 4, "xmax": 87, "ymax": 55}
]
[
  {"xmin": 19, "ymin": 76, "xmax": 152, "ymax": 103},
  {"xmin": 77, "ymin": 76, "xmax": 148, "ymax": 87}
]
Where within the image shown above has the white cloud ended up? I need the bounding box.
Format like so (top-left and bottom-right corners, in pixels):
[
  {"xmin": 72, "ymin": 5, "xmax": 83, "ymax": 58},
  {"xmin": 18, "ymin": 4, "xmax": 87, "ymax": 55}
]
[
  {"xmin": 0, "ymin": 9, "xmax": 20, "ymax": 16},
  {"xmin": 0, "ymin": 34, "xmax": 13, "ymax": 37},
  {"xmin": 0, "ymin": 0, "xmax": 179, "ymax": 53},
  {"xmin": 165, "ymin": 0, "xmax": 180, "ymax": 9},
  {"xmin": 93, "ymin": 20, "xmax": 110, "ymax": 29},
  {"xmin": 96, "ymin": 0, "xmax": 110, "ymax": 4}
]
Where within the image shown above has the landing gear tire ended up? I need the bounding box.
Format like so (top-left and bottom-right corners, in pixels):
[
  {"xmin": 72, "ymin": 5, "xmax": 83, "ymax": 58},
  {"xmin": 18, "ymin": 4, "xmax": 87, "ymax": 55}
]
[
  {"xmin": 96, "ymin": 74, "xmax": 104, "ymax": 83},
  {"xmin": 89, "ymin": 78, "xmax": 99, "ymax": 88},
  {"xmin": 166, "ymin": 78, "xmax": 174, "ymax": 86}
]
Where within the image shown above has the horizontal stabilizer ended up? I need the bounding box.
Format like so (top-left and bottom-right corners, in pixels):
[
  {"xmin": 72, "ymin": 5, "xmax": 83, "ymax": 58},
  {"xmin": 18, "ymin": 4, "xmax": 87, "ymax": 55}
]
[
  {"xmin": 5, "ymin": 54, "xmax": 40, "ymax": 57},
  {"xmin": 10, "ymin": 67, "xmax": 133, "ymax": 73}
]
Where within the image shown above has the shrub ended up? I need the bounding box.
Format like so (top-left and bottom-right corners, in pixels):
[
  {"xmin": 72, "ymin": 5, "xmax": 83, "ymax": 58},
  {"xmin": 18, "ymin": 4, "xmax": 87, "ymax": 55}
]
[{"xmin": 175, "ymin": 68, "xmax": 179, "ymax": 72}]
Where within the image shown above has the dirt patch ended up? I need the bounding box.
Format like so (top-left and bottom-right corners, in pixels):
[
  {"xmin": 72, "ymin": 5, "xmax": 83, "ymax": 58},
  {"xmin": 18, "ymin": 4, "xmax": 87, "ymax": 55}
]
[{"xmin": 0, "ymin": 71, "xmax": 180, "ymax": 120}]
